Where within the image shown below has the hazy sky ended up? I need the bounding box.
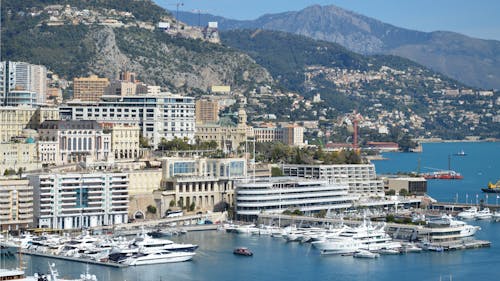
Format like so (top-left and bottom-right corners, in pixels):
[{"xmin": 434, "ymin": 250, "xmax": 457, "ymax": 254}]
[{"xmin": 155, "ymin": 0, "xmax": 500, "ymax": 41}]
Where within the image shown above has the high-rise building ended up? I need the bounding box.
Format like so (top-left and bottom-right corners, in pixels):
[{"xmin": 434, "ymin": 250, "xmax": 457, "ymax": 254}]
[
  {"xmin": 195, "ymin": 99, "xmax": 219, "ymax": 124},
  {"xmin": 73, "ymin": 74, "xmax": 109, "ymax": 102},
  {"xmin": 0, "ymin": 61, "xmax": 47, "ymax": 106}
]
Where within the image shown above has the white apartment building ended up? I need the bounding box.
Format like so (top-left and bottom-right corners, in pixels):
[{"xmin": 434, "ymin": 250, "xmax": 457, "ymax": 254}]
[
  {"xmin": 28, "ymin": 172, "xmax": 129, "ymax": 229},
  {"xmin": 235, "ymin": 177, "xmax": 356, "ymax": 220},
  {"xmin": 0, "ymin": 179, "xmax": 34, "ymax": 231},
  {"xmin": 282, "ymin": 164, "xmax": 385, "ymax": 197},
  {"xmin": 59, "ymin": 94, "xmax": 195, "ymax": 148},
  {"xmin": 38, "ymin": 120, "xmax": 111, "ymax": 165}
]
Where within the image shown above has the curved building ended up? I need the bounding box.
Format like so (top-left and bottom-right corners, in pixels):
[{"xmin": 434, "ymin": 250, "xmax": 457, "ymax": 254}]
[{"xmin": 235, "ymin": 177, "xmax": 357, "ymax": 220}]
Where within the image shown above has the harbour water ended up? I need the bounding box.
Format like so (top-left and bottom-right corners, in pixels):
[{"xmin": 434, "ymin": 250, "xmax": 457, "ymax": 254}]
[{"xmin": 2, "ymin": 142, "xmax": 499, "ymax": 281}]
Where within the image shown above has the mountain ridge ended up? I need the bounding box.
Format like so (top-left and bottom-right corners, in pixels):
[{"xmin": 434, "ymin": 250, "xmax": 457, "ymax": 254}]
[{"xmin": 173, "ymin": 4, "xmax": 500, "ymax": 89}]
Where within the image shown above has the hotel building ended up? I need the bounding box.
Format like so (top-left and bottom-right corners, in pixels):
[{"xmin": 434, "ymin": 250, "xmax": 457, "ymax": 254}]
[
  {"xmin": 235, "ymin": 177, "xmax": 356, "ymax": 220},
  {"xmin": 160, "ymin": 157, "xmax": 246, "ymax": 214},
  {"xmin": 28, "ymin": 172, "xmax": 129, "ymax": 229},
  {"xmin": 282, "ymin": 164, "xmax": 385, "ymax": 197},
  {"xmin": 0, "ymin": 179, "xmax": 34, "ymax": 231},
  {"xmin": 0, "ymin": 106, "xmax": 59, "ymax": 143},
  {"xmin": 59, "ymin": 94, "xmax": 195, "ymax": 148}
]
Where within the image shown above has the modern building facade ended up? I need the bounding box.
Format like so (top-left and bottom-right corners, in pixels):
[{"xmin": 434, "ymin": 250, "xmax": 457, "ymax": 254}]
[
  {"xmin": 0, "ymin": 179, "xmax": 34, "ymax": 231},
  {"xmin": 235, "ymin": 177, "xmax": 356, "ymax": 220},
  {"xmin": 73, "ymin": 74, "xmax": 109, "ymax": 102},
  {"xmin": 282, "ymin": 164, "xmax": 385, "ymax": 197},
  {"xmin": 0, "ymin": 61, "xmax": 47, "ymax": 106},
  {"xmin": 59, "ymin": 94, "xmax": 195, "ymax": 148},
  {"xmin": 159, "ymin": 157, "xmax": 247, "ymax": 214},
  {"xmin": 38, "ymin": 120, "xmax": 112, "ymax": 165},
  {"xmin": 385, "ymin": 177, "xmax": 427, "ymax": 195},
  {"xmin": 28, "ymin": 172, "xmax": 129, "ymax": 229}
]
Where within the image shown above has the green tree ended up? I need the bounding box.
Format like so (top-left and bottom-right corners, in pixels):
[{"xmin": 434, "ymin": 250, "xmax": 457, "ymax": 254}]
[
  {"xmin": 147, "ymin": 205, "xmax": 157, "ymax": 214},
  {"xmin": 189, "ymin": 202, "xmax": 196, "ymax": 212},
  {"xmin": 271, "ymin": 167, "xmax": 283, "ymax": 177},
  {"xmin": 386, "ymin": 189, "xmax": 396, "ymax": 196},
  {"xmin": 399, "ymin": 189, "xmax": 409, "ymax": 196},
  {"xmin": 169, "ymin": 200, "xmax": 176, "ymax": 207}
]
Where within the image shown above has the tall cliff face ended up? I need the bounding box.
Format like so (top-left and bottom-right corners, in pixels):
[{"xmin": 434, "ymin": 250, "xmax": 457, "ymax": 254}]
[{"xmin": 1, "ymin": 1, "xmax": 273, "ymax": 92}]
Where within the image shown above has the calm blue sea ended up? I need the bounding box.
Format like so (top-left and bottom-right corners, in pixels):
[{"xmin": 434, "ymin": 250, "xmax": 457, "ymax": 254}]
[{"xmin": 2, "ymin": 142, "xmax": 499, "ymax": 281}]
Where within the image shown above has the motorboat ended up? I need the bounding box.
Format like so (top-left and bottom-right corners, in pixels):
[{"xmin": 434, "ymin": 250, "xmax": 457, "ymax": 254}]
[
  {"xmin": 424, "ymin": 214, "xmax": 480, "ymax": 241},
  {"xmin": 129, "ymin": 231, "xmax": 198, "ymax": 253},
  {"xmin": 378, "ymin": 248, "xmax": 400, "ymax": 255},
  {"xmin": 0, "ymin": 263, "xmax": 98, "ymax": 281},
  {"xmin": 457, "ymin": 207, "xmax": 478, "ymax": 220},
  {"xmin": 401, "ymin": 243, "xmax": 422, "ymax": 253},
  {"xmin": 312, "ymin": 219, "xmax": 400, "ymax": 255},
  {"xmin": 474, "ymin": 208, "xmax": 492, "ymax": 220},
  {"xmin": 233, "ymin": 247, "xmax": 253, "ymax": 256},
  {"xmin": 120, "ymin": 250, "xmax": 195, "ymax": 266},
  {"xmin": 353, "ymin": 249, "xmax": 379, "ymax": 259},
  {"xmin": 481, "ymin": 180, "xmax": 500, "ymax": 193},
  {"xmin": 234, "ymin": 224, "xmax": 260, "ymax": 235}
]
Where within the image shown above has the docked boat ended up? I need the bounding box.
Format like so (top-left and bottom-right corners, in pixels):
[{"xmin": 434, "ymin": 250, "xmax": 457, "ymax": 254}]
[
  {"xmin": 481, "ymin": 180, "xmax": 500, "ymax": 193},
  {"xmin": 421, "ymin": 170, "xmax": 463, "ymax": 180},
  {"xmin": 422, "ymin": 214, "xmax": 480, "ymax": 242},
  {"xmin": 353, "ymin": 249, "xmax": 379, "ymax": 259},
  {"xmin": 492, "ymin": 211, "xmax": 500, "ymax": 222},
  {"xmin": 456, "ymin": 207, "xmax": 478, "ymax": 220},
  {"xmin": 120, "ymin": 250, "xmax": 195, "ymax": 266},
  {"xmin": 0, "ymin": 263, "xmax": 98, "ymax": 281},
  {"xmin": 401, "ymin": 243, "xmax": 422, "ymax": 253},
  {"xmin": 233, "ymin": 247, "xmax": 253, "ymax": 256},
  {"xmin": 312, "ymin": 219, "xmax": 400, "ymax": 255},
  {"xmin": 474, "ymin": 208, "xmax": 492, "ymax": 220}
]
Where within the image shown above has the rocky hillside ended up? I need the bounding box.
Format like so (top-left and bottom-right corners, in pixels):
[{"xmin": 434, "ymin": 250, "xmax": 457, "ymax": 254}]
[
  {"xmin": 175, "ymin": 5, "xmax": 500, "ymax": 89},
  {"xmin": 1, "ymin": 0, "xmax": 272, "ymax": 92}
]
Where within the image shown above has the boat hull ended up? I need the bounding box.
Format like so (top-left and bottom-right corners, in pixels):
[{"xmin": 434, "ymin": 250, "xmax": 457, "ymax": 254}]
[{"xmin": 481, "ymin": 188, "xmax": 500, "ymax": 193}]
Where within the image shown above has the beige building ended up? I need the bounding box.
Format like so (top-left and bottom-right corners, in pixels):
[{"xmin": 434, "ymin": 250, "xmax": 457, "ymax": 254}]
[
  {"xmin": 73, "ymin": 74, "xmax": 109, "ymax": 102},
  {"xmin": 158, "ymin": 157, "xmax": 247, "ymax": 215},
  {"xmin": 102, "ymin": 123, "xmax": 141, "ymax": 160},
  {"xmin": 253, "ymin": 123, "xmax": 304, "ymax": 146},
  {"xmin": 0, "ymin": 178, "xmax": 34, "ymax": 231},
  {"xmin": 128, "ymin": 169, "xmax": 163, "ymax": 196},
  {"xmin": 385, "ymin": 177, "xmax": 427, "ymax": 196},
  {"xmin": 195, "ymin": 99, "xmax": 219, "ymax": 124},
  {"xmin": 195, "ymin": 107, "xmax": 248, "ymax": 152},
  {"xmin": 0, "ymin": 141, "xmax": 41, "ymax": 173},
  {"xmin": 0, "ymin": 106, "xmax": 59, "ymax": 143}
]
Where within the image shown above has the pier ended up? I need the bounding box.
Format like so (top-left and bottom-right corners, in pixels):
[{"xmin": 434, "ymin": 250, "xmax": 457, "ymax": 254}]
[
  {"xmin": 430, "ymin": 202, "xmax": 500, "ymax": 212},
  {"xmin": 19, "ymin": 250, "xmax": 128, "ymax": 268}
]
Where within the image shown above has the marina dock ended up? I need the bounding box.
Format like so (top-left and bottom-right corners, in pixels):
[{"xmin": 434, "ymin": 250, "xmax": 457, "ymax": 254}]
[{"xmin": 19, "ymin": 250, "xmax": 128, "ymax": 268}]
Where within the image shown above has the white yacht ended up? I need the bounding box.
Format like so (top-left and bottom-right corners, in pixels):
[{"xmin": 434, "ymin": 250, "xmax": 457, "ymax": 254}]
[
  {"xmin": 457, "ymin": 207, "xmax": 478, "ymax": 220},
  {"xmin": 353, "ymin": 249, "xmax": 380, "ymax": 259},
  {"xmin": 312, "ymin": 220, "xmax": 400, "ymax": 254},
  {"xmin": 422, "ymin": 214, "xmax": 480, "ymax": 242},
  {"xmin": 474, "ymin": 208, "xmax": 492, "ymax": 220},
  {"xmin": 120, "ymin": 250, "xmax": 195, "ymax": 266},
  {"xmin": 234, "ymin": 224, "xmax": 260, "ymax": 235}
]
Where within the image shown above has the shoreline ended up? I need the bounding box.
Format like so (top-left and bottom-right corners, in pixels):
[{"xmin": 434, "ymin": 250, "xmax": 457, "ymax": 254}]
[{"xmin": 414, "ymin": 138, "xmax": 499, "ymax": 143}]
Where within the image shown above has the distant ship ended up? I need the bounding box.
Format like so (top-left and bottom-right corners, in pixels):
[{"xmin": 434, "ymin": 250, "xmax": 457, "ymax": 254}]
[
  {"xmin": 454, "ymin": 149, "xmax": 467, "ymax": 156},
  {"xmin": 421, "ymin": 170, "xmax": 464, "ymax": 180},
  {"xmin": 481, "ymin": 180, "xmax": 500, "ymax": 193}
]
